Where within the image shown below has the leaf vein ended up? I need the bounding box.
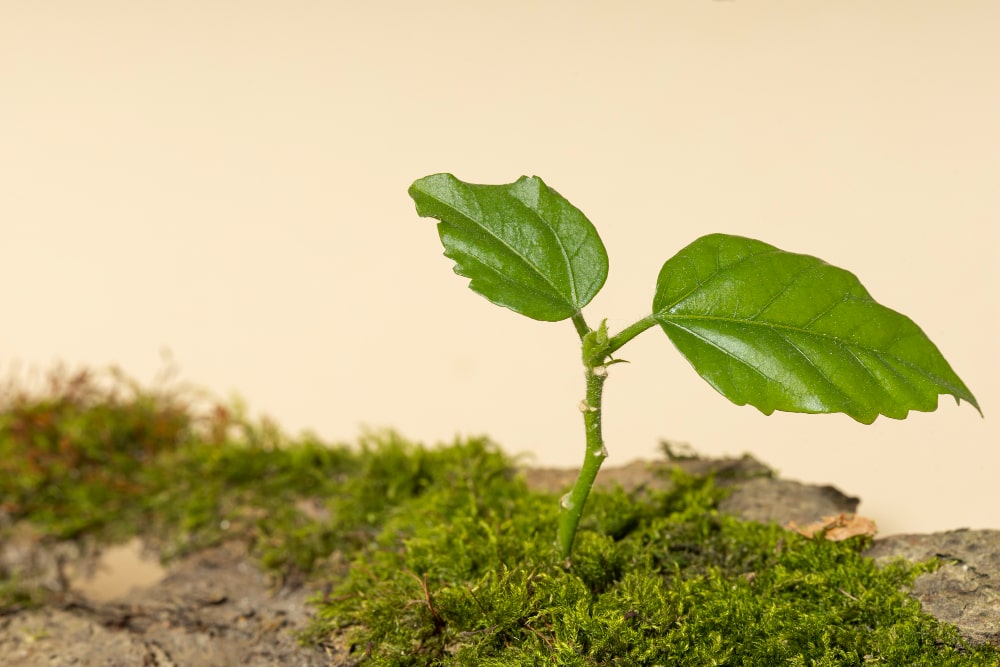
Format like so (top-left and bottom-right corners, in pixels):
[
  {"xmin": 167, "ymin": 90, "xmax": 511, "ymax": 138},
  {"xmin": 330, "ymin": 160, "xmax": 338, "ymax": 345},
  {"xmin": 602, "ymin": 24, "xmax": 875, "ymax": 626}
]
[{"xmin": 748, "ymin": 264, "xmax": 819, "ymax": 321}]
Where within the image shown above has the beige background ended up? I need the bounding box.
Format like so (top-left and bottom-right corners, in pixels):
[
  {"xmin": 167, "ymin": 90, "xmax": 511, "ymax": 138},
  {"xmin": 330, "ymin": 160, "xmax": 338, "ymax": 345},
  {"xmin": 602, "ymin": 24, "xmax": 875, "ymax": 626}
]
[{"xmin": 3, "ymin": 1, "xmax": 997, "ymax": 535}]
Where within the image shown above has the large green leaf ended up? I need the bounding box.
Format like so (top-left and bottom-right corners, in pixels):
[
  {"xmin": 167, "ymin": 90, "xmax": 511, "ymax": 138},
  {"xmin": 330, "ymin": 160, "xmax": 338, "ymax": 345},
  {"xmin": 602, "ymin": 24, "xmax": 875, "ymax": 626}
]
[
  {"xmin": 409, "ymin": 174, "xmax": 608, "ymax": 322},
  {"xmin": 652, "ymin": 234, "xmax": 980, "ymax": 423}
]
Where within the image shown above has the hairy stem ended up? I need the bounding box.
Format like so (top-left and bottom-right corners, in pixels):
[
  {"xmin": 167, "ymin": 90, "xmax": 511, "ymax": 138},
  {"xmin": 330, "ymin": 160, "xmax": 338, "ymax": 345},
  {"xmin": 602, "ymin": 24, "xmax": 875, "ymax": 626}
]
[
  {"xmin": 557, "ymin": 313, "xmax": 657, "ymax": 563},
  {"xmin": 556, "ymin": 362, "xmax": 608, "ymax": 562}
]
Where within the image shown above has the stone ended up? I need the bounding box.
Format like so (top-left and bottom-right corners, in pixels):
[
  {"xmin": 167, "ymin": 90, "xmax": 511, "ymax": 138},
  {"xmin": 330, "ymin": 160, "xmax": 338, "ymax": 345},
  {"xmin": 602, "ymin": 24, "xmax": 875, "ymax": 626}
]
[{"xmin": 864, "ymin": 529, "xmax": 1000, "ymax": 647}]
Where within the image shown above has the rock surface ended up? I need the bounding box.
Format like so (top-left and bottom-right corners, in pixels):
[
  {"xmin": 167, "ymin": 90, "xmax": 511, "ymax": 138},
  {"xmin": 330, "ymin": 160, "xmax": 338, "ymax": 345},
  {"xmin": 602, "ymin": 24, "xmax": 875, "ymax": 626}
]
[
  {"xmin": 1, "ymin": 454, "xmax": 996, "ymax": 665},
  {"xmin": 0, "ymin": 540, "xmax": 345, "ymax": 666},
  {"xmin": 865, "ymin": 529, "xmax": 1000, "ymax": 647}
]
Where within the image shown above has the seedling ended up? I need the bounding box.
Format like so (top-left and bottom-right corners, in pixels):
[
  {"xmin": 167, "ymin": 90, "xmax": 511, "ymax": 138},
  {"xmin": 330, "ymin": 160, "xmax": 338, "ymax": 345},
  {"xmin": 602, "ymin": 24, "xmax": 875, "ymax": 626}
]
[{"xmin": 408, "ymin": 174, "xmax": 980, "ymax": 561}]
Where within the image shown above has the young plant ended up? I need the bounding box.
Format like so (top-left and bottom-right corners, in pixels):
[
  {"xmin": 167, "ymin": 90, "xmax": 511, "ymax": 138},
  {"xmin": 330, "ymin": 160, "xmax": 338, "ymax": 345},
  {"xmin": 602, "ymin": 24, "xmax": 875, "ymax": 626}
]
[{"xmin": 408, "ymin": 173, "xmax": 980, "ymax": 562}]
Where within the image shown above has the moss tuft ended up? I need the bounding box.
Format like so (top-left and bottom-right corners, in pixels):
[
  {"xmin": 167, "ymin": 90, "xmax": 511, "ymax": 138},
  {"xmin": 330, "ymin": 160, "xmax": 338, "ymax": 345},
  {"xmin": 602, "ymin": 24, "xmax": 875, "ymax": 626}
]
[{"xmin": 308, "ymin": 464, "xmax": 999, "ymax": 666}]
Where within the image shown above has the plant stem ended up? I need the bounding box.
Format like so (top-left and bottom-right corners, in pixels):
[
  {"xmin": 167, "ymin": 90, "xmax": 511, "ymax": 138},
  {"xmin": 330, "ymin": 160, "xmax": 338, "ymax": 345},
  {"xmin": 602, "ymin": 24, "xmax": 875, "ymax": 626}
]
[
  {"xmin": 607, "ymin": 315, "xmax": 657, "ymax": 355},
  {"xmin": 557, "ymin": 313, "xmax": 658, "ymax": 563},
  {"xmin": 570, "ymin": 311, "xmax": 591, "ymax": 339},
  {"xmin": 556, "ymin": 361, "xmax": 608, "ymax": 562}
]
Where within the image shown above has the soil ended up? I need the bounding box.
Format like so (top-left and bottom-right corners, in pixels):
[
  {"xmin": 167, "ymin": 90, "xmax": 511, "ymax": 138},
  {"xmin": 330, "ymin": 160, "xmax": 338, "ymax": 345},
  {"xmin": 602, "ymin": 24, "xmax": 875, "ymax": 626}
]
[
  {"xmin": 0, "ymin": 539, "xmax": 350, "ymax": 666},
  {"xmin": 1, "ymin": 456, "xmax": 996, "ymax": 665}
]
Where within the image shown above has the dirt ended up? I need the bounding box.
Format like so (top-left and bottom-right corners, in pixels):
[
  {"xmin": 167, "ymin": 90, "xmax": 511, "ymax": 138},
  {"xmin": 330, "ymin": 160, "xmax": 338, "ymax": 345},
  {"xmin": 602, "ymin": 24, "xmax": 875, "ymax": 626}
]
[{"xmin": 1, "ymin": 539, "xmax": 350, "ymax": 666}]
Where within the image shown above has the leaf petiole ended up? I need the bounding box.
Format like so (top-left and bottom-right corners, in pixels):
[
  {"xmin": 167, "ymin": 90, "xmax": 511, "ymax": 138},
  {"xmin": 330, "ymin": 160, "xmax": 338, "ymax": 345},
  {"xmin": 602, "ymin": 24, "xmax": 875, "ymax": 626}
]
[
  {"xmin": 571, "ymin": 312, "xmax": 591, "ymax": 339},
  {"xmin": 606, "ymin": 315, "xmax": 658, "ymax": 356}
]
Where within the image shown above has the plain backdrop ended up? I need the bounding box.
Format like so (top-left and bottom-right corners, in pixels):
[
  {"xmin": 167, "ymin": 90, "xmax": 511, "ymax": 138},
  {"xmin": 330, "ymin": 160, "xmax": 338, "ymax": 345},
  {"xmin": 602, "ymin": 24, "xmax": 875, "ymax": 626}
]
[{"xmin": 3, "ymin": 1, "xmax": 997, "ymax": 536}]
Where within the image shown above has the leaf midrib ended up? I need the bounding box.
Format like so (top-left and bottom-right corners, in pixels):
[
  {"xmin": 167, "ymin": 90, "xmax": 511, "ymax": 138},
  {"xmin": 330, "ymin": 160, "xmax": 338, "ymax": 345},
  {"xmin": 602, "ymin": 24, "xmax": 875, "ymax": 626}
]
[
  {"xmin": 660, "ymin": 314, "xmax": 969, "ymax": 399},
  {"xmin": 446, "ymin": 187, "xmax": 580, "ymax": 310},
  {"xmin": 660, "ymin": 313, "xmax": 903, "ymax": 360},
  {"xmin": 451, "ymin": 249, "xmax": 576, "ymax": 310}
]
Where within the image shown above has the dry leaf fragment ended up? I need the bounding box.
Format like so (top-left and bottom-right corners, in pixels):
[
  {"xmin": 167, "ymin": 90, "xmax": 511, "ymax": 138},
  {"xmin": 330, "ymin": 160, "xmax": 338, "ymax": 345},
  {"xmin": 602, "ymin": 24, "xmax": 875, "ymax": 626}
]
[{"xmin": 786, "ymin": 512, "xmax": 878, "ymax": 541}]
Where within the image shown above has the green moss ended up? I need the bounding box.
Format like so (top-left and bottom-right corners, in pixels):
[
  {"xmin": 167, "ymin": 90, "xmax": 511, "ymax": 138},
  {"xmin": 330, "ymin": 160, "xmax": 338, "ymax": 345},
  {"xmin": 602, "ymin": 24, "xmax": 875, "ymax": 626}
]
[
  {"xmin": 0, "ymin": 368, "xmax": 519, "ymax": 599},
  {"xmin": 308, "ymin": 467, "xmax": 999, "ymax": 666},
  {"xmin": 0, "ymin": 366, "xmax": 199, "ymax": 540},
  {"xmin": 1, "ymin": 368, "xmax": 365, "ymax": 601},
  {"xmin": 1, "ymin": 367, "xmax": 997, "ymax": 663}
]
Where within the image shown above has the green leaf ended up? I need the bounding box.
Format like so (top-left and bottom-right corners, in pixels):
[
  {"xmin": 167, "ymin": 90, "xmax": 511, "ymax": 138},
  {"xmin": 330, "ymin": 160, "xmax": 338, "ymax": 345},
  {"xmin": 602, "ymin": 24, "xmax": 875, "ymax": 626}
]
[
  {"xmin": 652, "ymin": 234, "xmax": 980, "ymax": 423},
  {"xmin": 409, "ymin": 174, "xmax": 609, "ymax": 322}
]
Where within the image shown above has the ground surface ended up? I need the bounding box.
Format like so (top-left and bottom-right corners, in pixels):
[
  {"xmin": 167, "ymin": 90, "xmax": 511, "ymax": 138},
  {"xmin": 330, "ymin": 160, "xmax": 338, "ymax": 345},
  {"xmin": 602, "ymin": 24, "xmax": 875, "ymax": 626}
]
[
  {"xmin": 1, "ymin": 457, "xmax": 996, "ymax": 666},
  {"xmin": 1, "ymin": 539, "xmax": 346, "ymax": 666}
]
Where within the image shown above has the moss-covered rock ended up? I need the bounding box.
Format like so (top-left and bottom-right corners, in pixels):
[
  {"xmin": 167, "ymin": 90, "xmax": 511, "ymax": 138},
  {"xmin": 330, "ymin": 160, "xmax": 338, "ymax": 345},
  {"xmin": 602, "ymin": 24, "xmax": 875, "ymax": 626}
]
[{"xmin": 1, "ymin": 367, "xmax": 996, "ymax": 665}]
